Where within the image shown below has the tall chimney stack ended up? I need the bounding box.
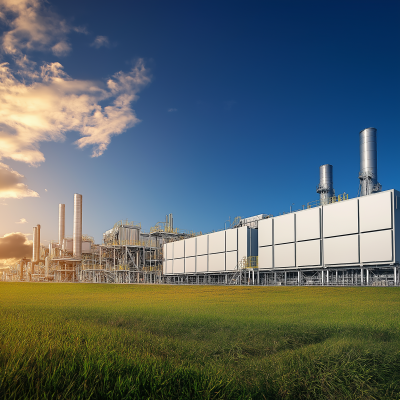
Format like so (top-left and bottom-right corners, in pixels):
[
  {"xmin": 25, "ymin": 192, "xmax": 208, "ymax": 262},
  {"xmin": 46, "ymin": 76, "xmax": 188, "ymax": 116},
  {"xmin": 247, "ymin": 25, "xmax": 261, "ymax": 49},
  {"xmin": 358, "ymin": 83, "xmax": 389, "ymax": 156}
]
[
  {"xmin": 32, "ymin": 226, "xmax": 37, "ymax": 262},
  {"xmin": 73, "ymin": 194, "xmax": 82, "ymax": 258},
  {"xmin": 317, "ymin": 164, "xmax": 334, "ymax": 205},
  {"xmin": 59, "ymin": 204, "xmax": 65, "ymax": 245},
  {"xmin": 359, "ymin": 128, "xmax": 381, "ymax": 196}
]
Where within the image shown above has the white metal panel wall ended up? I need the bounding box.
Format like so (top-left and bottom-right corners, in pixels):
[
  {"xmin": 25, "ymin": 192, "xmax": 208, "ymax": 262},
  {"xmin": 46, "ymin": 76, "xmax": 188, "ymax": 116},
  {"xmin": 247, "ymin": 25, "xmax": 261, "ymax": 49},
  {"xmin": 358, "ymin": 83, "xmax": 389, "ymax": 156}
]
[
  {"xmin": 173, "ymin": 258, "xmax": 185, "ymax": 274},
  {"xmin": 196, "ymin": 254, "xmax": 208, "ymax": 272},
  {"xmin": 163, "ymin": 243, "xmax": 167, "ymax": 260},
  {"xmin": 166, "ymin": 242, "xmax": 174, "ymax": 260},
  {"xmin": 238, "ymin": 226, "xmax": 249, "ymax": 262},
  {"xmin": 174, "ymin": 240, "xmax": 185, "ymax": 259},
  {"xmin": 185, "ymin": 237, "xmax": 196, "ymax": 257},
  {"xmin": 360, "ymin": 230, "xmax": 393, "ymax": 263},
  {"xmin": 166, "ymin": 259, "xmax": 173, "ymax": 274},
  {"xmin": 359, "ymin": 191, "xmax": 392, "ymax": 232},
  {"xmin": 323, "ymin": 199, "xmax": 358, "ymax": 237},
  {"xmin": 395, "ymin": 190, "xmax": 400, "ymax": 264},
  {"xmin": 296, "ymin": 207, "xmax": 320, "ymax": 241},
  {"xmin": 226, "ymin": 251, "xmax": 238, "ymax": 271},
  {"xmin": 274, "ymin": 214, "xmax": 295, "ymax": 244},
  {"xmin": 324, "ymin": 235, "xmax": 359, "ymax": 264},
  {"xmin": 258, "ymin": 218, "xmax": 273, "ymax": 247},
  {"xmin": 258, "ymin": 246, "xmax": 273, "ymax": 269},
  {"xmin": 209, "ymin": 230, "xmax": 225, "ymax": 254},
  {"xmin": 185, "ymin": 256, "xmax": 196, "ymax": 273},
  {"xmin": 209, "ymin": 252, "xmax": 225, "ymax": 272},
  {"xmin": 296, "ymin": 240, "xmax": 321, "ymax": 267},
  {"xmin": 196, "ymin": 235, "xmax": 208, "ymax": 255},
  {"xmin": 274, "ymin": 243, "xmax": 295, "ymax": 268},
  {"xmin": 226, "ymin": 229, "xmax": 238, "ymax": 251}
]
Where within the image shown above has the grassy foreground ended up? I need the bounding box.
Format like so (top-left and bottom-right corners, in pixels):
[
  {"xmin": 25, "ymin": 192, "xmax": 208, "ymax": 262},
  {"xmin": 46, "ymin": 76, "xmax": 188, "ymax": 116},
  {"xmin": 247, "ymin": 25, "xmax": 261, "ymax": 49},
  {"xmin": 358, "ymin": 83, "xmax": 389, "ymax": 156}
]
[{"xmin": 0, "ymin": 283, "xmax": 400, "ymax": 399}]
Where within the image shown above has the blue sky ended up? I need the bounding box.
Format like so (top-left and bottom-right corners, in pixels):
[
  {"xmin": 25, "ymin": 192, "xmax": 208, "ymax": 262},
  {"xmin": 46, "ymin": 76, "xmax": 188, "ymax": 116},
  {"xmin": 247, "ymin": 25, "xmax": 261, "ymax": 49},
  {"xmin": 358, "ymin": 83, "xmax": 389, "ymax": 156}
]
[{"xmin": 0, "ymin": 0, "xmax": 399, "ymax": 256}]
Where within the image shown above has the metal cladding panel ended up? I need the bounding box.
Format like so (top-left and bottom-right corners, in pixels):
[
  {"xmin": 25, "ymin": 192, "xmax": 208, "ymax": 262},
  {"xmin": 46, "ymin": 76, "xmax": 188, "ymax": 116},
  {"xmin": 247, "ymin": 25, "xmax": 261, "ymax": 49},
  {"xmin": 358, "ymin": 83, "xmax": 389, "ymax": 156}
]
[
  {"xmin": 274, "ymin": 243, "xmax": 295, "ymax": 268},
  {"xmin": 226, "ymin": 251, "xmax": 238, "ymax": 271},
  {"xmin": 359, "ymin": 191, "xmax": 392, "ymax": 232},
  {"xmin": 166, "ymin": 242, "xmax": 173, "ymax": 260},
  {"xmin": 196, "ymin": 235, "xmax": 208, "ymax": 255},
  {"xmin": 173, "ymin": 258, "xmax": 185, "ymax": 274},
  {"xmin": 258, "ymin": 246, "xmax": 273, "ymax": 270},
  {"xmin": 185, "ymin": 237, "xmax": 196, "ymax": 257},
  {"xmin": 163, "ymin": 244, "xmax": 166, "ymax": 260},
  {"xmin": 63, "ymin": 239, "xmax": 73, "ymax": 252},
  {"xmin": 360, "ymin": 230, "xmax": 393, "ymax": 263},
  {"xmin": 323, "ymin": 199, "xmax": 359, "ymax": 237},
  {"xmin": 324, "ymin": 235, "xmax": 359, "ymax": 265},
  {"xmin": 258, "ymin": 218, "xmax": 273, "ymax": 247},
  {"xmin": 226, "ymin": 229, "xmax": 238, "ymax": 251},
  {"xmin": 185, "ymin": 256, "xmax": 196, "ymax": 273},
  {"xmin": 209, "ymin": 230, "xmax": 225, "ymax": 254},
  {"xmin": 166, "ymin": 259, "xmax": 173, "ymax": 274},
  {"xmin": 296, "ymin": 240, "xmax": 321, "ymax": 267},
  {"xmin": 395, "ymin": 190, "xmax": 400, "ymax": 264},
  {"xmin": 82, "ymin": 241, "xmax": 91, "ymax": 254},
  {"xmin": 238, "ymin": 226, "xmax": 249, "ymax": 262},
  {"xmin": 196, "ymin": 254, "xmax": 208, "ymax": 272},
  {"xmin": 274, "ymin": 214, "xmax": 295, "ymax": 244},
  {"xmin": 296, "ymin": 207, "xmax": 320, "ymax": 241},
  {"xmin": 209, "ymin": 252, "xmax": 225, "ymax": 272},
  {"xmin": 174, "ymin": 240, "xmax": 185, "ymax": 259}
]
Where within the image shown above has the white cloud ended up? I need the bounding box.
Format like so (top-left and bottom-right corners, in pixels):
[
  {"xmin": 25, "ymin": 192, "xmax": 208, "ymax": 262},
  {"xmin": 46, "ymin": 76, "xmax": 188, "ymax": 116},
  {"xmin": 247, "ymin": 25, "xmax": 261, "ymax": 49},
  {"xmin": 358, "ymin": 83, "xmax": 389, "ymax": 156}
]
[
  {"xmin": 91, "ymin": 36, "xmax": 109, "ymax": 49},
  {"xmin": 16, "ymin": 218, "xmax": 27, "ymax": 224},
  {"xmin": 0, "ymin": 0, "xmax": 151, "ymax": 198},
  {"xmin": 0, "ymin": 58, "xmax": 150, "ymax": 163},
  {"xmin": 44, "ymin": 188, "xmax": 47, "ymax": 192},
  {"xmin": 0, "ymin": 163, "xmax": 39, "ymax": 198},
  {"xmin": 0, "ymin": 0, "xmax": 79, "ymax": 56},
  {"xmin": 168, "ymin": 108, "xmax": 177, "ymax": 112}
]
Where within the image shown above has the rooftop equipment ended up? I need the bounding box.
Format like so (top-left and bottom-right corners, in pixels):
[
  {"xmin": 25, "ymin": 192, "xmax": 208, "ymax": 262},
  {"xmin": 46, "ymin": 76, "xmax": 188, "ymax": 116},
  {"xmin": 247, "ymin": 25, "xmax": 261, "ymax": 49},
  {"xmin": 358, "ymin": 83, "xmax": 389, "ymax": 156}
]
[
  {"xmin": 59, "ymin": 204, "xmax": 65, "ymax": 245},
  {"xmin": 359, "ymin": 127, "xmax": 381, "ymax": 196},
  {"xmin": 73, "ymin": 194, "xmax": 82, "ymax": 258},
  {"xmin": 317, "ymin": 164, "xmax": 334, "ymax": 205}
]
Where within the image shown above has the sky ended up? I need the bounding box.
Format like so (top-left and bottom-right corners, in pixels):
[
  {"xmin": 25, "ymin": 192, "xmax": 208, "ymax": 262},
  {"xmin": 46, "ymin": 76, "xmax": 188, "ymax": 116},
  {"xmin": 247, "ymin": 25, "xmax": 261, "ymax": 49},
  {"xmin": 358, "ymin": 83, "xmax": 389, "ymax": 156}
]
[{"xmin": 0, "ymin": 0, "xmax": 399, "ymax": 265}]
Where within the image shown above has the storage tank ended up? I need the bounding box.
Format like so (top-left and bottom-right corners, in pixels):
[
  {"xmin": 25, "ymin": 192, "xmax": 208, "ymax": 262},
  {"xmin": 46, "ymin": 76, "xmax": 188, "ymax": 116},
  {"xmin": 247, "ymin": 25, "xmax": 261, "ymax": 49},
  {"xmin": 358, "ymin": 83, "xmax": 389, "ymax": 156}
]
[{"xmin": 316, "ymin": 164, "xmax": 334, "ymax": 205}]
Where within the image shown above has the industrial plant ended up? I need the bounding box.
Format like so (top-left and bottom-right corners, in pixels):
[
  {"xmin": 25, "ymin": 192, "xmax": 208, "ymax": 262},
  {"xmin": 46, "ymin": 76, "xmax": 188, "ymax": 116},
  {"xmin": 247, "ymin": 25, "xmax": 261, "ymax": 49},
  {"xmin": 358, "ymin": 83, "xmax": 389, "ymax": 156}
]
[{"xmin": 2, "ymin": 128, "xmax": 399, "ymax": 286}]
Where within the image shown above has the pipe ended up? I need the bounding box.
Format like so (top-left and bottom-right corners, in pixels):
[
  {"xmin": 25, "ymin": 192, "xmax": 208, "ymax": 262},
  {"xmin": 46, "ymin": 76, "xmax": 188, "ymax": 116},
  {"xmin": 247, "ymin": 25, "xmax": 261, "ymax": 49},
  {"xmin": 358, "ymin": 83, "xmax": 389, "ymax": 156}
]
[
  {"xmin": 59, "ymin": 204, "xmax": 65, "ymax": 245},
  {"xmin": 359, "ymin": 128, "xmax": 381, "ymax": 196},
  {"xmin": 73, "ymin": 193, "xmax": 82, "ymax": 258},
  {"xmin": 316, "ymin": 164, "xmax": 334, "ymax": 205}
]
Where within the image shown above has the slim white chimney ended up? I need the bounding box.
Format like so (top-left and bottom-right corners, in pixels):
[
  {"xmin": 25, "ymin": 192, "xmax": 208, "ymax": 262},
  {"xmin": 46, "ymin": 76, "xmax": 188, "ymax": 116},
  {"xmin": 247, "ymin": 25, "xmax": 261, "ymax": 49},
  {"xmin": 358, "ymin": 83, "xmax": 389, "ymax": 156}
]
[{"xmin": 73, "ymin": 194, "xmax": 82, "ymax": 258}]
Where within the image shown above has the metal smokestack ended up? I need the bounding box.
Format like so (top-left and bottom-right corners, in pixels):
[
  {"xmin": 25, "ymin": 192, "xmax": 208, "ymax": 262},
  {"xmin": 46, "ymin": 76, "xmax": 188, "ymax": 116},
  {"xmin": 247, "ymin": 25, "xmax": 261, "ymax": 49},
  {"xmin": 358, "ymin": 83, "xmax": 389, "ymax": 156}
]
[
  {"xmin": 169, "ymin": 213, "xmax": 173, "ymax": 230},
  {"xmin": 36, "ymin": 224, "xmax": 40, "ymax": 261},
  {"xmin": 316, "ymin": 164, "xmax": 334, "ymax": 205},
  {"xmin": 59, "ymin": 204, "xmax": 65, "ymax": 245},
  {"xmin": 359, "ymin": 128, "xmax": 381, "ymax": 196},
  {"xmin": 32, "ymin": 226, "xmax": 37, "ymax": 262},
  {"xmin": 73, "ymin": 194, "xmax": 82, "ymax": 258}
]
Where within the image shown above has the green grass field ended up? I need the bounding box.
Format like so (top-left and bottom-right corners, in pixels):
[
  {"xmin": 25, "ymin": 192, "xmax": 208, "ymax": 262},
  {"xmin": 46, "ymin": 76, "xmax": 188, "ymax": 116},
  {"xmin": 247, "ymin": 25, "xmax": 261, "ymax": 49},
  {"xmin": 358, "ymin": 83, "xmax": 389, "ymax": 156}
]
[{"xmin": 0, "ymin": 283, "xmax": 399, "ymax": 399}]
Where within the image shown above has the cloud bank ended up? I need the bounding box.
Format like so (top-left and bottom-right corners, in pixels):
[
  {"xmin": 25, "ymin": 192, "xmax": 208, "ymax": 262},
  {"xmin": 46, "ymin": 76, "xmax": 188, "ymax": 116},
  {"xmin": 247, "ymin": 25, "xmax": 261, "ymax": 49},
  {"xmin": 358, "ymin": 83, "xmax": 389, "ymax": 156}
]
[
  {"xmin": 0, "ymin": 232, "xmax": 32, "ymax": 260},
  {"xmin": 0, "ymin": 0, "xmax": 151, "ymax": 199},
  {"xmin": 0, "ymin": 163, "xmax": 39, "ymax": 198}
]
